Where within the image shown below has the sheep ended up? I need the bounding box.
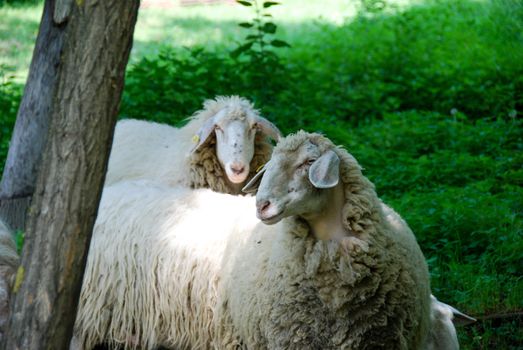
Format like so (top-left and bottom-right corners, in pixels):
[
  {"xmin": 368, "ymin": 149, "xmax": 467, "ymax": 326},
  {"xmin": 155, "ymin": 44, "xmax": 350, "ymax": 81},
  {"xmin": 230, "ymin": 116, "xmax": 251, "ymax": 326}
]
[
  {"xmin": 72, "ymin": 181, "xmax": 260, "ymax": 349},
  {"xmin": 236, "ymin": 130, "xmax": 433, "ymax": 349},
  {"xmin": 73, "ymin": 132, "xmax": 472, "ymax": 349},
  {"xmin": 104, "ymin": 96, "xmax": 281, "ymax": 194},
  {"xmin": 0, "ymin": 219, "xmax": 19, "ymax": 341},
  {"xmin": 73, "ymin": 131, "xmax": 431, "ymax": 349}
]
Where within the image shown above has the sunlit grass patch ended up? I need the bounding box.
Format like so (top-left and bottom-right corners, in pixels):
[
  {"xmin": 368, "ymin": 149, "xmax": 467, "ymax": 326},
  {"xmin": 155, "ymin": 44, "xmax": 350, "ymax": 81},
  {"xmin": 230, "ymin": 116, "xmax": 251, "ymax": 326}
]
[{"xmin": 0, "ymin": 3, "xmax": 41, "ymax": 82}]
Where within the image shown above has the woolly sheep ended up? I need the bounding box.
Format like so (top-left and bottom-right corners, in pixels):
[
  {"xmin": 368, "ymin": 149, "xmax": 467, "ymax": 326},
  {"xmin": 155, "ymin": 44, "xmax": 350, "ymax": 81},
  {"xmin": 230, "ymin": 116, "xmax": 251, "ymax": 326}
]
[
  {"xmin": 73, "ymin": 132, "xmax": 470, "ymax": 349},
  {"xmin": 104, "ymin": 96, "xmax": 281, "ymax": 194},
  {"xmin": 72, "ymin": 181, "xmax": 260, "ymax": 349},
  {"xmin": 73, "ymin": 131, "xmax": 431, "ymax": 349},
  {"xmin": 238, "ymin": 130, "xmax": 432, "ymax": 349}
]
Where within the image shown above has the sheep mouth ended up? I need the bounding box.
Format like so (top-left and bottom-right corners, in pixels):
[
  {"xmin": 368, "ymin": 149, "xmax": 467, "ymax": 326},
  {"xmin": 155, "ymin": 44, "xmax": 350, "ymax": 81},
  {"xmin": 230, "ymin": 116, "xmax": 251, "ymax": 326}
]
[
  {"xmin": 259, "ymin": 210, "xmax": 285, "ymax": 225},
  {"xmin": 228, "ymin": 174, "xmax": 248, "ymax": 184},
  {"xmin": 226, "ymin": 168, "xmax": 249, "ymax": 184}
]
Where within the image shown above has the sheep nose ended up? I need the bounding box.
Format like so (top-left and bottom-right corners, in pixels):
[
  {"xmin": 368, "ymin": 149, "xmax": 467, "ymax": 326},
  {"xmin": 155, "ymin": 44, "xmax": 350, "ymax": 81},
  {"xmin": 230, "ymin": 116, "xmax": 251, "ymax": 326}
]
[
  {"xmin": 230, "ymin": 163, "xmax": 245, "ymax": 175},
  {"xmin": 257, "ymin": 200, "xmax": 271, "ymax": 213}
]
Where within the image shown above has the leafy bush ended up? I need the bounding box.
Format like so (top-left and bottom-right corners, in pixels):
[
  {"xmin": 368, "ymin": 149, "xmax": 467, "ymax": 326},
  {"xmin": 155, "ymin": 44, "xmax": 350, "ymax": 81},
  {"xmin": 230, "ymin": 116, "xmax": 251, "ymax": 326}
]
[
  {"xmin": 121, "ymin": 48, "xmax": 234, "ymax": 125},
  {"xmin": 0, "ymin": 0, "xmax": 40, "ymax": 7},
  {"xmin": 0, "ymin": 65, "xmax": 22, "ymax": 173},
  {"xmin": 231, "ymin": 0, "xmax": 290, "ymax": 60},
  {"xmin": 120, "ymin": 45, "xmax": 293, "ymax": 128},
  {"xmin": 286, "ymin": 0, "xmax": 523, "ymax": 121}
]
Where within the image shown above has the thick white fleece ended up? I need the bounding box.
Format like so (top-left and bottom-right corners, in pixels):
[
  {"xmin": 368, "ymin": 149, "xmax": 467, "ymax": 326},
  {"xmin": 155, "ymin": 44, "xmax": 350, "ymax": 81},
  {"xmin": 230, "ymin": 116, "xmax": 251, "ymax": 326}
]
[{"xmin": 73, "ymin": 182, "xmax": 258, "ymax": 349}]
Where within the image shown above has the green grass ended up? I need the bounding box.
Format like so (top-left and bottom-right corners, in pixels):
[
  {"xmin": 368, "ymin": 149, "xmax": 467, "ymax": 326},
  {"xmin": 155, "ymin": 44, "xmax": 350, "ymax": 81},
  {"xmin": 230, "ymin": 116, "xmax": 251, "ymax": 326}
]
[
  {"xmin": 0, "ymin": 4, "xmax": 40, "ymax": 82},
  {"xmin": 0, "ymin": 0, "xmax": 522, "ymax": 348}
]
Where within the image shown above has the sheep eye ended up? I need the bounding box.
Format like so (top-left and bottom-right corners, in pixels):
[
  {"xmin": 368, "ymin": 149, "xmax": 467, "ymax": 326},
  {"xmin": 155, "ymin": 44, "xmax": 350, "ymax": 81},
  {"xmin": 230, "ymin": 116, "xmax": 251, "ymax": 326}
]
[
  {"xmin": 215, "ymin": 125, "xmax": 223, "ymax": 132},
  {"xmin": 297, "ymin": 159, "xmax": 315, "ymax": 170},
  {"xmin": 251, "ymin": 123, "xmax": 258, "ymax": 130}
]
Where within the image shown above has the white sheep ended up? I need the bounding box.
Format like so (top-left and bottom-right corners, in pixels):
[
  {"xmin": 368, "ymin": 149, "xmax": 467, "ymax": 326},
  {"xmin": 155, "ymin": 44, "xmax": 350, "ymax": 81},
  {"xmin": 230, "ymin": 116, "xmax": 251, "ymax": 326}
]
[
  {"xmin": 72, "ymin": 181, "xmax": 260, "ymax": 349},
  {"xmin": 74, "ymin": 131, "xmax": 430, "ymax": 349},
  {"xmin": 237, "ymin": 130, "xmax": 432, "ymax": 349},
  {"xmin": 104, "ymin": 96, "xmax": 281, "ymax": 194},
  {"xmin": 239, "ymin": 131, "xmax": 476, "ymax": 349},
  {"xmin": 73, "ymin": 131, "xmax": 472, "ymax": 349}
]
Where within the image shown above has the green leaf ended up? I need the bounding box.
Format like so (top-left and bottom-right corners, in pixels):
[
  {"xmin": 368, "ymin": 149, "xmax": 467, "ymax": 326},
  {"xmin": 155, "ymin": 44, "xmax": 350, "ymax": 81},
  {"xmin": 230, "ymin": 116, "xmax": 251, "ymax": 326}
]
[
  {"xmin": 262, "ymin": 22, "xmax": 277, "ymax": 34},
  {"xmin": 263, "ymin": 1, "xmax": 280, "ymax": 7},
  {"xmin": 246, "ymin": 34, "xmax": 261, "ymax": 40},
  {"xmin": 230, "ymin": 42, "xmax": 254, "ymax": 58},
  {"xmin": 270, "ymin": 39, "xmax": 290, "ymax": 48},
  {"xmin": 236, "ymin": 0, "xmax": 252, "ymax": 6},
  {"xmin": 238, "ymin": 22, "xmax": 254, "ymax": 28}
]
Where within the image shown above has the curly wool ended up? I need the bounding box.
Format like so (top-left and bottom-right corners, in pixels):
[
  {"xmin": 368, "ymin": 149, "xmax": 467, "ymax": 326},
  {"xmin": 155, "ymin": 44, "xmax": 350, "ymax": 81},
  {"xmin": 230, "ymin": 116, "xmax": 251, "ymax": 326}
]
[
  {"xmin": 105, "ymin": 96, "xmax": 274, "ymax": 194},
  {"xmin": 72, "ymin": 182, "xmax": 260, "ymax": 350},
  {"xmin": 218, "ymin": 131, "xmax": 431, "ymax": 349}
]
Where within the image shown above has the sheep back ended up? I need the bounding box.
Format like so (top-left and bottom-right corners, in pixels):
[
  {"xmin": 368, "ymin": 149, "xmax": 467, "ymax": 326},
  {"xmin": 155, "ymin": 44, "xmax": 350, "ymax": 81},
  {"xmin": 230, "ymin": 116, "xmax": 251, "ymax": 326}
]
[
  {"xmin": 104, "ymin": 119, "xmax": 189, "ymax": 186},
  {"xmin": 74, "ymin": 181, "xmax": 258, "ymax": 350}
]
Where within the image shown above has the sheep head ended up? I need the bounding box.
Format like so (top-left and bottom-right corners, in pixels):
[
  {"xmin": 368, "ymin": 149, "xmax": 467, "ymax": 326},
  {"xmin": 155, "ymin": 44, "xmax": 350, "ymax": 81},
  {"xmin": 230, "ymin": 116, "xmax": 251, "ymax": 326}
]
[
  {"xmin": 243, "ymin": 131, "xmax": 340, "ymax": 225},
  {"xmin": 192, "ymin": 96, "xmax": 281, "ymax": 185}
]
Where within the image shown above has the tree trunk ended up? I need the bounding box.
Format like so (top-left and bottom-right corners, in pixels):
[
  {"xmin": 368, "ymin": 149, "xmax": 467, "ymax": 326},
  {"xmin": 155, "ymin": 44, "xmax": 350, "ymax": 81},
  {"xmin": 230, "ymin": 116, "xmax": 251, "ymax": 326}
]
[
  {"xmin": 0, "ymin": 0, "xmax": 66, "ymax": 232},
  {"xmin": 3, "ymin": 0, "xmax": 140, "ymax": 349},
  {"xmin": 0, "ymin": 0, "xmax": 66, "ymax": 341}
]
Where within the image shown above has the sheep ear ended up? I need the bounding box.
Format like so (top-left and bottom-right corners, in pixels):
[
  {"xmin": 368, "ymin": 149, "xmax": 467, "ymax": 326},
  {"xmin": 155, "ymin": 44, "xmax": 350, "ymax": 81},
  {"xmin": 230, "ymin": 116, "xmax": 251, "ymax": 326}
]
[
  {"xmin": 309, "ymin": 150, "xmax": 340, "ymax": 189},
  {"xmin": 242, "ymin": 165, "xmax": 267, "ymax": 194},
  {"xmin": 191, "ymin": 110, "xmax": 225, "ymax": 153},
  {"xmin": 255, "ymin": 116, "xmax": 281, "ymax": 141}
]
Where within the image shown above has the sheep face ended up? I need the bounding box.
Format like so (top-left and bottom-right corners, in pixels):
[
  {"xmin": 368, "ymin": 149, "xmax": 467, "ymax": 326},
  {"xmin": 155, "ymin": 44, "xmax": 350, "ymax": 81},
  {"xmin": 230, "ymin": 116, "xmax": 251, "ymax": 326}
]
[
  {"xmin": 214, "ymin": 116, "xmax": 257, "ymax": 184},
  {"xmin": 192, "ymin": 102, "xmax": 280, "ymax": 185},
  {"xmin": 246, "ymin": 140, "xmax": 340, "ymax": 225}
]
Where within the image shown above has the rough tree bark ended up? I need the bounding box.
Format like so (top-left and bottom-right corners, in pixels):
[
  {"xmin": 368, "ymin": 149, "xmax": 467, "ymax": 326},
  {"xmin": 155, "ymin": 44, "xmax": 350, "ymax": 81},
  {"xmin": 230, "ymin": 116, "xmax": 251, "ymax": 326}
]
[
  {"xmin": 0, "ymin": 0, "xmax": 67, "ymax": 341},
  {"xmin": 3, "ymin": 0, "xmax": 140, "ymax": 349},
  {"xmin": 0, "ymin": 0, "xmax": 66, "ymax": 232}
]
